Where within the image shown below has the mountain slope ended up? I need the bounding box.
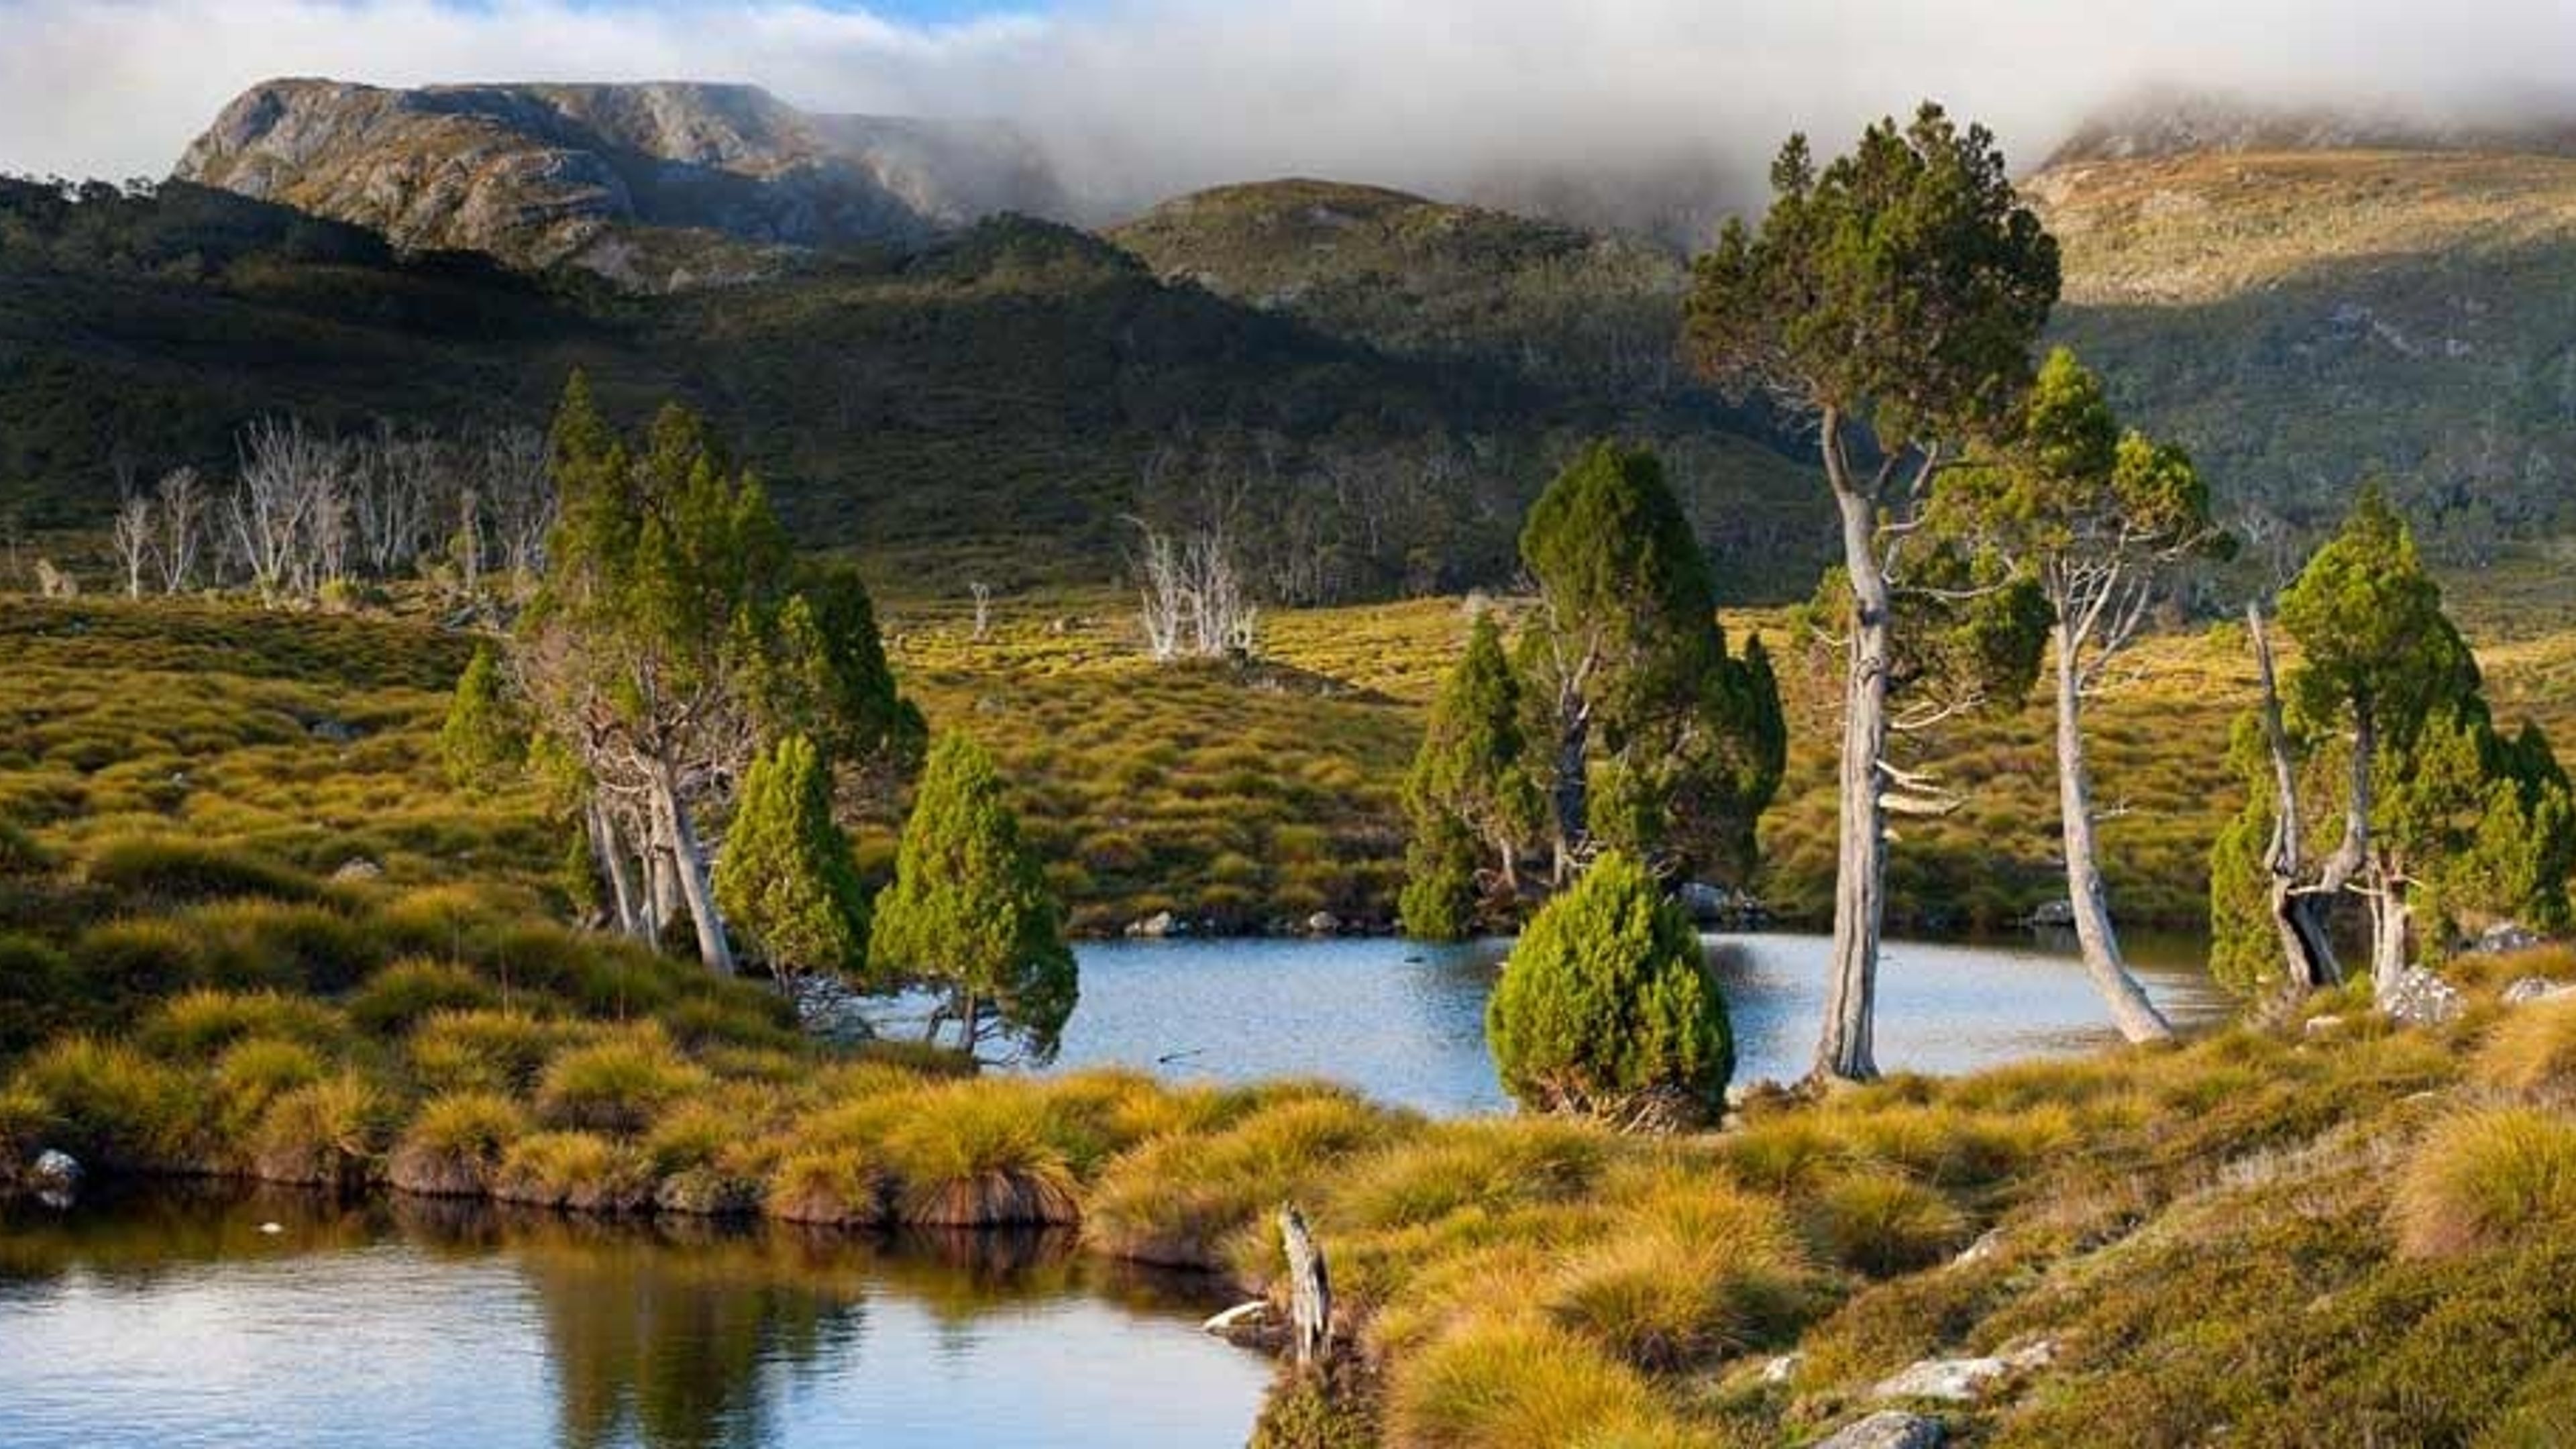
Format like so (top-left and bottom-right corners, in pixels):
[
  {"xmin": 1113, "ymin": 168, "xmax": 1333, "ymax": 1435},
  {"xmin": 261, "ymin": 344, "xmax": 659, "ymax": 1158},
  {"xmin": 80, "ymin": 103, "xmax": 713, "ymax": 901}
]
[
  {"xmin": 175, "ymin": 78, "xmax": 1067, "ymax": 289},
  {"xmin": 2035, "ymin": 146, "xmax": 2576, "ymax": 553}
]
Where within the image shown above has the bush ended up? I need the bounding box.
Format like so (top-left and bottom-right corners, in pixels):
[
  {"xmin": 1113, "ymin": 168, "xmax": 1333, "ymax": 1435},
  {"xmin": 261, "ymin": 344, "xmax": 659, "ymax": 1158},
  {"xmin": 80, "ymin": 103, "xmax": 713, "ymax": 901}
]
[
  {"xmin": 1485, "ymin": 851, "xmax": 1729, "ymax": 1126},
  {"xmin": 390, "ymin": 1091, "xmax": 528, "ymax": 1196},
  {"xmin": 348, "ymin": 959, "xmax": 496, "ymax": 1035},
  {"xmin": 533, "ymin": 1028, "xmax": 708, "ymax": 1134},
  {"xmin": 2394, "ymin": 1108, "xmax": 2576, "ymax": 1260}
]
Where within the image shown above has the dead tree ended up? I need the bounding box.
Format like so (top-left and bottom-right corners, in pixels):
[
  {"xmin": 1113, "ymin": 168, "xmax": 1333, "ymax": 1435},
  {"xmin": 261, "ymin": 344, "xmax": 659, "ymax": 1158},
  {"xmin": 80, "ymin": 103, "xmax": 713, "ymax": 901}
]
[
  {"xmin": 154, "ymin": 468, "xmax": 205, "ymax": 594},
  {"xmin": 111, "ymin": 494, "xmax": 153, "ymax": 599},
  {"xmin": 969, "ymin": 581, "xmax": 993, "ymax": 640},
  {"xmin": 1279, "ymin": 1203, "xmax": 1332, "ymax": 1374}
]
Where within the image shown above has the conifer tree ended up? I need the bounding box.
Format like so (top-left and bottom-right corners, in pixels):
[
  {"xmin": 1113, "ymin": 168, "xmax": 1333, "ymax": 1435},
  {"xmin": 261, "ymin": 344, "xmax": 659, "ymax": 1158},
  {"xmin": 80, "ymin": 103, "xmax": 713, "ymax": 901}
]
[
  {"xmin": 715, "ymin": 733, "xmax": 869, "ymax": 981},
  {"xmin": 1485, "ymin": 851, "xmax": 1731, "ymax": 1128},
  {"xmin": 440, "ymin": 642, "xmax": 526, "ymax": 794},
  {"xmin": 871, "ymin": 735, "xmax": 1076, "ymax": 1062},
  {"xmin": 1399, "ymin": 610, "xmax": 1544, "ymax": 938}
]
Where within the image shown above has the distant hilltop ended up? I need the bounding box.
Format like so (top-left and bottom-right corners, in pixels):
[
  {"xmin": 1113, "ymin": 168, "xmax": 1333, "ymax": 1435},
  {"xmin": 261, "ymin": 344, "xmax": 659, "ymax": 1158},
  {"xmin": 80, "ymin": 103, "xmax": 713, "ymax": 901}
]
[
  {"xmin": 2045, "ymin": 86, "xmax": 2576, "ymax": 168},
  {"xmin": 174, "ymin": 78, "xmax": 1069, "ymax": 289}
]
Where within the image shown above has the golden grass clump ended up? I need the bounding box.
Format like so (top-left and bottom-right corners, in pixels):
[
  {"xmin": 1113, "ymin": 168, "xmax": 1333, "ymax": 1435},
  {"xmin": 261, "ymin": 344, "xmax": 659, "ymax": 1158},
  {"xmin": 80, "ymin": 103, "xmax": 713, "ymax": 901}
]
[
  {"xmin": 209, "ymin": 1035, "xmax": 329, "ymax": 1145},
  {"xmin": 2394, "ymin": 1108, "xmax": 2576, "ymax": 1260},
  {"xmin": 534, "ymin": 1026, "xmax": 710, "ymax": 1134},
  {"xmin": 881, "ymin": 1081, "xmax": 1081, "ymax": 1227},
  {"xmin": 1802, "ymin": 1170, "xmax": 1974, "ymax": 1277},
  {"xmin": 767, "ymin": 1146, "xmax": 893, "ymax": 1226},
  {"xmin": 138, "ymin": 988, "xmax": 343, "ymax": 1057},
  {"xmin": 1543, "ymin": 1181, "xmax": 1822, "ymax": 1373},
  {"xmin": 252, "ymin": 1073, "xmax": 392, "ymax": 1188},
  {"xmin": 347, "ymin": 959, "xmax": 497, "ymax": 1035},
  {"xmin": 1383, "ymin": 1318, "xmax": 1697, "ymax": 1449},
  {"xmin": 1330, "ymin": 1117, "xmax": 1608, "ymax": 1232},
  {"xmin": 390, "ymin": 1091, "xmax": 529, "ymax": 1197},
  {"xmin": 493, "ymin": 1130, "xmax": 653, "ymax": 1212},
  {"xmin": 2473, "ymin": 998, "xmax": 2576, "ymax": 1099},
  {"xmin": 407, "ymin": 1009, "xmax": 564, "ymax": 1095},
  {"xmin": 11, "ymin": 1035, "xmax": 198, "ymax": 1169},
  {"xmin": 1083, "ymin": 1089, "xmax": 1407, "ymax": 1267}
]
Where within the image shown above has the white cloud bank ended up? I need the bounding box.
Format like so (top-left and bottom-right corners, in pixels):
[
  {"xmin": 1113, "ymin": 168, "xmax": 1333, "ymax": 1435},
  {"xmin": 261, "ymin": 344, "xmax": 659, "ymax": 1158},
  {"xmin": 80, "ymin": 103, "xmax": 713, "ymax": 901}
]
[{"xmin": 3, "ymin": 0, "xmax": 2572, "ymax": 221}]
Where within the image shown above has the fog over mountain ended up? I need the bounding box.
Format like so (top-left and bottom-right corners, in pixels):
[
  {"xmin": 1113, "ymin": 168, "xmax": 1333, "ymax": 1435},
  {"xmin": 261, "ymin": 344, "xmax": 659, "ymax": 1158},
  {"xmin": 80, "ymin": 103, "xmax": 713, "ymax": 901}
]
[{"xmin": 5, "ymin": 0, "xmax": 2575, "ymax": 242}]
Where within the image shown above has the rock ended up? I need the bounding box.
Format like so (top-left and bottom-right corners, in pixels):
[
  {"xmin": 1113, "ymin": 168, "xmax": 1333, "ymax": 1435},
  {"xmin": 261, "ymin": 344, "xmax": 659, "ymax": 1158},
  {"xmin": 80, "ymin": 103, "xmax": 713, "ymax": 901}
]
[
  {"xmin": 330, "ymin": 857, "xmax": 384, "ymax": 883},
  {"xmin": 1761, "ymin": 1353, "xmax": 1802, "ymax": 1385},
  {"xmin": 2477, "ymin": 920, "xmax": 2546, "ymax": 955},
  {"xmin": 1874, "ymin": 1342, "xmax": 2054, "ymax": 1404},
  {"xmin": 2303, "ymin": 1014, "xmax": 2347, "ymax": 1038},
  {"xmin": 1815, "ymin": 1411, "xmax": 1945, "ymax": 1449},
  {"xmin": 308, "ymin": 717, "xmax": 360, "ymax": 745},
  {"xmin": 29, "ymin": 1149, "xmax": 80, "ymax": 1206},
  {"xmin": 1303, "ymin": 911, "xmax": 1342, "ymax": 936},
  {"xmin": 258, "ymin": 1222, "xmax": 284, "ymax": 1236},
  {"xmin": 1127, "ymin": 910, "xmax": 1180, "ymax": 938},
  {"xmin": 2381, "ymin": 966, "xmax": 2465, "ymax": 1028},
  {"xmin": 2027, "ymin": 899, "xmax": 2078, "ymax": 928},
  {"xmin": 2504, "ymin": 977, "xmax": 2576, "ymax": 1006},
  {"xmin": 1952, "ymin": 1228, "xmax": 2006, "ymax": 1267}
]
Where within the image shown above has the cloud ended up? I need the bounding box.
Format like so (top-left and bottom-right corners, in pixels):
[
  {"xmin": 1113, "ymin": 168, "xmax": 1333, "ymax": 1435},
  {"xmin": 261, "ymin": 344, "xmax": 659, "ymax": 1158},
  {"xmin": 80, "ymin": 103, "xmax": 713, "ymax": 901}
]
[{"xmin": 5, "ymin": 0, "xmax": 2573, "ymax": 227}]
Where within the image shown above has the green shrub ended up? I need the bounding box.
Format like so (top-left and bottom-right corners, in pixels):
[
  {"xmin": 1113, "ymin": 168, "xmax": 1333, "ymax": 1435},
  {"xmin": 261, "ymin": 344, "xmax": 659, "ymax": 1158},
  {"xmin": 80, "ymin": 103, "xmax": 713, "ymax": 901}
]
[
  {"xmin": 1486, "ymin": 851, "xmax": 1729, "ymax": 1125},
  {"xmin": 2394, "ymin": 1108, "xmax": 2576, "ymax": 1260}
]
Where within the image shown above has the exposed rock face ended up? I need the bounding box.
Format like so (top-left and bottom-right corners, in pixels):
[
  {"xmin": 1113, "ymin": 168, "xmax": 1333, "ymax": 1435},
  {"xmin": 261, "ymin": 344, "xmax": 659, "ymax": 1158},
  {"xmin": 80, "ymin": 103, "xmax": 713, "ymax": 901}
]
[
  {"xmin": 175, "ymin": 78, "xmax": 1068, "ymax": 288},
  {"xmin": 1815, "ymin": 1411, "xmax": 1946, "ymax": 1449},
  {"xmin": 2381, "ymin": 967, "xmax": 2467, "ymax": 1028}
]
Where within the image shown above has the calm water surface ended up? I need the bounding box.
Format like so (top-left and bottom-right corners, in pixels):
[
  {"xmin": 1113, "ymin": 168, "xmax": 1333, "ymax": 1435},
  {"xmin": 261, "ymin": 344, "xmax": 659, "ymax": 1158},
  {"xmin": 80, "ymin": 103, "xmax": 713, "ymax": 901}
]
[
  {"xmin": 1042, "ymin": 929, "xmax": 2226, "ymax": 1114},
  {"xmin": 0, "ymin": 1187, "xmax": 1271, "ymax": 1449}
]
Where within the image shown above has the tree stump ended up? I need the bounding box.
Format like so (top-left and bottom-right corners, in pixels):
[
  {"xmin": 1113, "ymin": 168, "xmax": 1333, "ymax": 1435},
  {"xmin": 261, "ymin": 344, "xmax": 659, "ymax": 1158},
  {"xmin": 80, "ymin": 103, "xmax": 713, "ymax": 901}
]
[{"xmin": 1279, "ymin": 1203, "xmax": 1332, "ymax": 1373}]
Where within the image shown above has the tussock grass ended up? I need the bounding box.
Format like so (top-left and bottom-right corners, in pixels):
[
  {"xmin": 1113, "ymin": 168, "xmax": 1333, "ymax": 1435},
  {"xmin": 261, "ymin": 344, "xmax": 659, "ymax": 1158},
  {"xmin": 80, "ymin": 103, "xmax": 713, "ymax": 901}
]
[
  {"xmin": 767, "ymin": 1147, "xmax": 892, "ymax": 1226},
  {"xmin": 2394, "ymin": 1108, "xmax": 2576, "ymax": 1260},
  {"xmin": 390, "ymin": 1091, "xmax": 528, "ymax": 1197},
  {"xmin": 13, "ymin": 1036, "xmax": 197, "ymax": 1169},
  {"xmin": 1544, "ymin": 1181, "xmax": 1819, "ymax": 1373},
  {"xmin": 1802, "ymin": 1171, "xmax": 1975, "ymax": 1277},
  {"xmin": 1084, "ymin": 1089, "xmax": 1407, "ymax": 1267},
  {"xmin": 252, "ymin": 1075, "xmax": 392, "ymax": 1189},
  {"xmin": 533, "ymin": 1027, "xmax": 709, "ymax": 1134},
  {"xmin": 2473, "ymin": 997, "xmax": 2576, "ymax": 1098},
  {"xmin": 407, "ymin": 1009, "xmax": 563, "ymax": 1095},
  {"xmin": 138, "ymin": 988, "xmax": 344, "ymax": 1057},
  {"xmin": 347, "ymin": 960, "xmax": 496, "ymax": 1035},
  {"xmin": 1383, "ymin": 1318, "xmax": 1694, "ymax": 1449},
  {"xmin": 881, "ymin": 1081, "xmax": 1081, "ymax": 1227},
  {"xmin": 493, "ymin": 1130, "xmax": 651, "ymax": 1212}
]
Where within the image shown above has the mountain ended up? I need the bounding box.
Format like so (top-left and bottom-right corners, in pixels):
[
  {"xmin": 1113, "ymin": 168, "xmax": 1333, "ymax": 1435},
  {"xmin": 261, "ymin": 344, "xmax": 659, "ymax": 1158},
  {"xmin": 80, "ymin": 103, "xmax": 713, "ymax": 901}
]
[
  {"xmin": 2046, "ymin": 88, "xmax": 2576, "ymax": 168},
  {"xmin": 174, "ymin": 78, "xmax": 1068, "ymax": 290},
  {"xmin": 2033, "ymin": 135, "xmax": 2576, "ymax": 557},
  {"xmin": 1109, "ymin": 178, "xmax": 1691, "ymax": 395}
]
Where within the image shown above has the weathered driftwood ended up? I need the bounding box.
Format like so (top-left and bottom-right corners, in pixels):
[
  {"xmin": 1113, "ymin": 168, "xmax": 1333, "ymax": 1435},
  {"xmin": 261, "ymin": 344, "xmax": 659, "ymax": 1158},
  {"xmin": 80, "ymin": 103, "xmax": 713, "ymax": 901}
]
[{"xmin": 1280, "ymin": 1202, "xmax": 1332, "ymax": 1372}]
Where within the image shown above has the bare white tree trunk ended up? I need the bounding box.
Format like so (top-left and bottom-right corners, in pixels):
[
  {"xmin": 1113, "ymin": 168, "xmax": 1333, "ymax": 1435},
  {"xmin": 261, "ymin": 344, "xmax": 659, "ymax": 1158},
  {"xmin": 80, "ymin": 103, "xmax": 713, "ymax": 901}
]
[
  {"xmin": 1817, "ymin": 475, "xmax": 1888, "ymax": 1083},
  {"xmin": 154, "ymin": 468, "xmax": 204, "ymax": 594},
  {"xmin": 2051, "ymin": 625, "xmax": 2174, "ymax": 1042},
  {"xmin": 969, "ymin": 581, "xmax": 992, "ymax": 640},
  {"xmin": 647, "ymin": 753, "xmax": 735, "ymax": 976},
  {"xmin": 2248, "ymin": 604, "xmax": 2339, "ymax": 991},
  {"xmin": 111, "ymin": 495, "xmax": 153, "ymax": 599}
]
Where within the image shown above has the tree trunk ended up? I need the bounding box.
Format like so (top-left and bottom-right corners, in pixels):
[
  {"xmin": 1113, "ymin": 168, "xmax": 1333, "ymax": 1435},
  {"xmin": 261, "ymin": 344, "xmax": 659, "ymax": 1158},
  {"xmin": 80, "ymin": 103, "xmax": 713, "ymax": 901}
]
[
  {"xmin": 2369, "ymin": 862, "xmax": 2412, "ymax": 1001},
  {"xmin": 1816, "ymin": 481, "xmax": 1888, "ymax": 1083},
  {"xmin": 1280, "ymin": 1203, "xmax": 1332, "ymax": 1375},
  {"xmin": 1550, "ymin": 703, "xmax": 1591, "ymax": 885},
  {"xmin": 590, "ymin": 798, "xmax": 643, "ymax": 940},
  {"xmin": 647, "ymin": 754, "xmax": 735, "ymax": 976},
  {"xmin": 2248, "ymin": 605, "xmax": 2339, "ymax": 990},
  {"xmin": 2051, "ymin": 627, "xmax": 2174, "ymax": 1042}
]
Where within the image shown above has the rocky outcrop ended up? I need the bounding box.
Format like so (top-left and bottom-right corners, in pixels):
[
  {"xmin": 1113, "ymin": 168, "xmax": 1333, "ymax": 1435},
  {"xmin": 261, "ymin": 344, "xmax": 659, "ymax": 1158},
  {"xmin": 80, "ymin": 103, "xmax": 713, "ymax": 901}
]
[
  {"xmin": 2381, "ymin": 967, "xmax": 2466, "ymax": 1028},
  {"xmin": 175, "ymin": 78, "xmax": 1068, "ymax": 288},
  {"xmin": 1815, "ymin": 1411, "xmax": 1945, "ymax": 1449}
]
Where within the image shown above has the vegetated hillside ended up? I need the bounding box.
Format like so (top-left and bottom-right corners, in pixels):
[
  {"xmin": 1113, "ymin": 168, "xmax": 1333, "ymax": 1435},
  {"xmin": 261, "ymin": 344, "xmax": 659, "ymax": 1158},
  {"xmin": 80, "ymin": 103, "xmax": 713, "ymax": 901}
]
[
  {"xmin": 1110, "ymin": 178, "xmax": 1692, "ymax": 395},
  {"xmin": 2035, "ymin": 146, "xmax": 2576, "ymax": 555},
  {"xmin": 0, "ymin": 177, "xmax": 1827, "ymax": 600},
  {"xmin": 176, "ymin": 78, "xmax": 1067, "ymax": 289}
]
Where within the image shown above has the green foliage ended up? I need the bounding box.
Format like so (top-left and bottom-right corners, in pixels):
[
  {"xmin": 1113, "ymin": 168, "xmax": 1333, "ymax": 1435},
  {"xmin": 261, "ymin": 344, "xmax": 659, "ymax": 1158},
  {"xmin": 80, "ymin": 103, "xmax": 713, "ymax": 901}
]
[
  {"xmin": 1686, "ymin": 101, "xmax": 2059, "ymax": 457},
  {"xmin": 438, "ymin": 643, "xmax": 526, "ymax": 793},
  {"xmin": 1517, "ymin": 442, "xmax": 1786, "ymax": 881},
  {"xmin": 1485, "ymin": 851, "xmax": 1731, "ymax": 1123},
  {"xmin": 869, "ymin": 735, "xmax": 1077, "ymax": 1063},
  {"xmin": 2279, "ymin": 486, "xmax": 2475, "ymax": 745},
  {"xmin": 747, "ymin": 566, "xmax": 926, "ymax": 781},
  {"xmin": 714, "ymin": 733, "xmax": 869, "ymax": 980},
  {"xmin": 1400, "ymin": 612, "xmax": 1542, "ymax": 938}
]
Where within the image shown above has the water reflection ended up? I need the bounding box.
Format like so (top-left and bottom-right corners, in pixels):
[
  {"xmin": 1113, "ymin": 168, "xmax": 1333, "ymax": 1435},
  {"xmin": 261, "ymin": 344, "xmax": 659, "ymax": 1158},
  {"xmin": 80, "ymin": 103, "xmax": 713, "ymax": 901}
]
[
  {"xmin": 0, "ymin": 1186, "xmax": 1269, "ymax": 1449},
  {"xmin": 1051, "ymin": 930, "xmax": 2229, "ymax": 1114}
]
